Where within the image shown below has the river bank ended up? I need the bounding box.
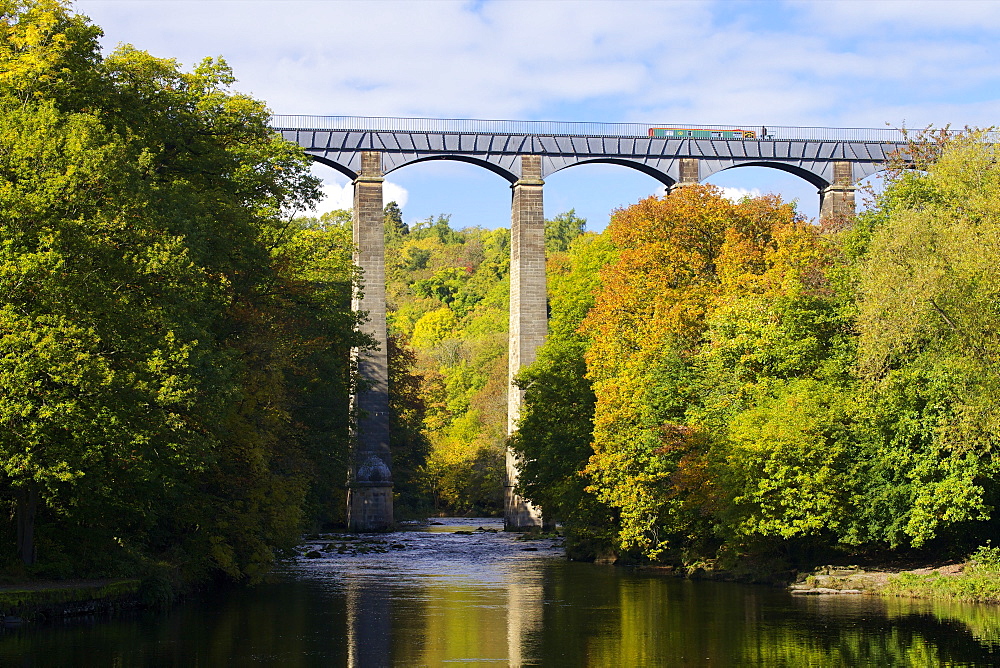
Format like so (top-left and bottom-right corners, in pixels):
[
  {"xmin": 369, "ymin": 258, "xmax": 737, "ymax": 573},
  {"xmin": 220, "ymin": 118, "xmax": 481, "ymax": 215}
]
[
  {"xmin": 0, "ymin": 579, "xmax": 141, "ymax": 624},
  {"xmin": 632, "ymin": 557, "xmax": 1000, "ymax": 605},
  {"xmin": 568, "ymin": 531, "xmax": 1000, "ymax": 606},
  {"xmin": 786, "ymin": 544, "xmax": 1000, "ymax": 604},
  {"xmin": 789, "ymin": 556, "xmax": 1000, "ymax": 604}
]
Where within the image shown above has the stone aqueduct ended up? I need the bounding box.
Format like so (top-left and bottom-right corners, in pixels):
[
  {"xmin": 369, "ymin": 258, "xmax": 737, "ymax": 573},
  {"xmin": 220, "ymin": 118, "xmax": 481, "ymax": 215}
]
[{"xmin": 273, "ymin": 116, "xmax": 907, "ymax": 531}]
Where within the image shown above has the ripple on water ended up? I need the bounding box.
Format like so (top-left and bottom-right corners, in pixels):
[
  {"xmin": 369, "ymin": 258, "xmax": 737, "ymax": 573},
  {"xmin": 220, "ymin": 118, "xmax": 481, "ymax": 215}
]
[{"xmin": 288, "ymin": 517, "xmax": 564, "ymax": 589}]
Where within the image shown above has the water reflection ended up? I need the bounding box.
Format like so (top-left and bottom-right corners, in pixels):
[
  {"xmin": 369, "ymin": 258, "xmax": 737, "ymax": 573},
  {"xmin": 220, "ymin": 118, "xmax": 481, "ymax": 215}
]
[
  {"xmin": 507, "ymin": 563, "xmax": 544, "ymax": 667},
  {"xmin": 2, "ymin": 518, "xmax": 1000, "ymax": 666},
  {"xmin": 327, "ymin": 518, "xmax": 552, "ymax": 665}
]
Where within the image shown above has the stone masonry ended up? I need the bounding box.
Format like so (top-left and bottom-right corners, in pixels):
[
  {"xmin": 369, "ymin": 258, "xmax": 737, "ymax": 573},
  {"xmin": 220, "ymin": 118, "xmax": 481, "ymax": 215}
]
[
  {"xmin": 675, "ymin": 157, "xmax": 700, "ymax": 188},
  {"xmin": 667, "ymin": 157, "xmax": 700, "ymax": 193},
  {"xmin": 819, "ymin": 160, "xmax": 857, "ymax": 223},
  {"xmin": 505, "ymin": 155, "xmax": 547, "ymax": 530},
  {"xmin": 348, "ymin": 150, "xmax": 393, "ymax": 531}
]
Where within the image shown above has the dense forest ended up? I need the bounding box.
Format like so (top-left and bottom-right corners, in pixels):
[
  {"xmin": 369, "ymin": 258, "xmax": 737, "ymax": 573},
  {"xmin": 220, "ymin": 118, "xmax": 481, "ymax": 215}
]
[
  {"xmin": 4, "ymin": 0, "xmax": 999, "ymax": 589},
  {"xmin": 0, "ymin": 0, "xmax": 364, "ymax": 584},
  {"xmin": 513, "ymin": 136, "xmax": 1000, "ymax": 570},
  {"xmin": 360, "ymin": 206, "xmax": 587, "ymax": 517}
]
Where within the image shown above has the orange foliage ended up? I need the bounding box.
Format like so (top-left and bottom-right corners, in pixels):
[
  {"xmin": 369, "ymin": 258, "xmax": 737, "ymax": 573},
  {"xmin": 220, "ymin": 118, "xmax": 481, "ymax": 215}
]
[
  {"xmin": 583, "ymin": 185, "xmax": 800, "ymax": 390},
  {"xmin": 580, "ymin": 185, "xmax": 803, "ymax": 554}
]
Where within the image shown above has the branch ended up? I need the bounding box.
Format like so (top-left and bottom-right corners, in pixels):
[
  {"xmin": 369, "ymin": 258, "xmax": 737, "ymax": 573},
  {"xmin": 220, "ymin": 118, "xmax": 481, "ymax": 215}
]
[{"xmin": 929, "ymin": 298, "xmax": 958, "ymax": 331}]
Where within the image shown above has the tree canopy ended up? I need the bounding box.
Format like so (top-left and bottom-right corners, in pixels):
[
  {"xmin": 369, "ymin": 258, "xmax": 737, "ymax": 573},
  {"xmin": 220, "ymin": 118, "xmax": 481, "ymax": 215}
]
[
  {"xmin": 0, "ymin": 0, "xmax": 362, "ymax": 582},
  {"xmin": 512, "ymin": 149, "xmax": 1000, "ymax": 568}
]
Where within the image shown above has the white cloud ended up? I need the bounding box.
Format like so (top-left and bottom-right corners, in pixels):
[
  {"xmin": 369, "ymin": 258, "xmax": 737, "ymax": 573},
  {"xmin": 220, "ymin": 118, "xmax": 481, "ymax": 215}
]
[
  {"xmin": 789, "ymin": 0, "xmax": 1000, "ymax": 33},
  {"xmin": 310, "ymin": 177, "xmax": 408, "ymax": 217},
  {"xmin": 650, "ymin": 184, "xmax": 763, "ymax": 203},
  {"xmin": 384, "ymin": 183, "xmax": 409, "ymax": 210},
  {"xmin": 312, "ymin": 181, "xmax": 352, "ymax": 215},
  {"xmin": 75, "ymin": 0, "xmax": 1000, "ymax": 129},
  {"xmin": 720, "ymin": 186, "xmax": 763, "ymax": 203}
]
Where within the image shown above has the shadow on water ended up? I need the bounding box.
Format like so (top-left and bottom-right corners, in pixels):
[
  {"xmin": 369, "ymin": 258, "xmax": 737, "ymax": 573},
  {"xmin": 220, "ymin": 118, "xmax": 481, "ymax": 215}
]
[{"xmin": 3, "ymin": 518, "xmax": 1000, "ymax": 666}]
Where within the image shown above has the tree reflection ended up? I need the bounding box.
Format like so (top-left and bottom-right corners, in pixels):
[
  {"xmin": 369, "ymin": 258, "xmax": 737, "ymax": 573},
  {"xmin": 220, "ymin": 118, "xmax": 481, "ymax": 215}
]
[{"xmin": 3, "ymin": 552, "xmax": 1000, "ymax": 665}]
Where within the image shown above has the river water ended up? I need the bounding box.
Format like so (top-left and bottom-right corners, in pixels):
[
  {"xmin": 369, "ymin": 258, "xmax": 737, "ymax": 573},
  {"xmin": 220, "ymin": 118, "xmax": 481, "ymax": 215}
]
[{"xmin": 3, "ymin": 517, "xmax": 1000, "ymax": 666}]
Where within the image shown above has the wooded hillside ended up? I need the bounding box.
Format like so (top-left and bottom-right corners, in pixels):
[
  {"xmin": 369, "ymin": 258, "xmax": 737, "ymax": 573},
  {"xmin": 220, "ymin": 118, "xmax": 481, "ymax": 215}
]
[{"xmin": 515, "ymin": 137, "xmax": 1000, "ymax": 568}]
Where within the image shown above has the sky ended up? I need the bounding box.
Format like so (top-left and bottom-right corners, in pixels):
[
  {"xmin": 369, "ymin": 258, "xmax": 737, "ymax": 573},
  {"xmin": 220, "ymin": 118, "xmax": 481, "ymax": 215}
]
[{"xmin": 73, "ymin": 0, "xmax": 1000, "ymax": 232}]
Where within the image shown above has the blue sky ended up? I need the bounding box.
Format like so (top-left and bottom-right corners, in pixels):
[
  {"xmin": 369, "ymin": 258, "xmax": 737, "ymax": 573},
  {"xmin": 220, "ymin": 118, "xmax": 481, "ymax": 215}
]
[{"xmin": 75, "ymin": 0, "xmax": 1000, "ymax": 231}]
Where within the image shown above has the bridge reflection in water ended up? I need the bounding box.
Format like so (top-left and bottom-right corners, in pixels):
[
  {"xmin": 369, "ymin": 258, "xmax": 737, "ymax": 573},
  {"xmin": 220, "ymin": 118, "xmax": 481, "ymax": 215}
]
[
  {"xmin": 311, "ymin": 519, "xmax": 1000, "ymax": 666},
  {"xmin": 3, "ymin": 518, "xmax": 1000, "ymax": 665},
  {"xmin": 336, "ymin": 518, "xmax": 554, "ymax": 665}
]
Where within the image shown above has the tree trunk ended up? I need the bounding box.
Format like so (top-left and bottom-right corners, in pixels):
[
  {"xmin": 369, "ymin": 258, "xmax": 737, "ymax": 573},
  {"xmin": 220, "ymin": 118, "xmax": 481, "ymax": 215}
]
[{"xmin": 16, "ymin": 485, "xmax": 38, "ymax": 566}]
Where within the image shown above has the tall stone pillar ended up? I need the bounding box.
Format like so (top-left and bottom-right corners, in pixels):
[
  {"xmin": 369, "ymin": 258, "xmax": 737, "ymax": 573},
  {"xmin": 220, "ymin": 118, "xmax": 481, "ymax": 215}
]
[
  {"xmin": 819, "ymin": 160, "xmax": 856, "ymax": 224},
  {"xmin": 348, "ymin": 150, "xmax": 393, "ymax": 531},
  {"xmin": 505, "ymin": 155, "xmax": 547, "ymax": 531},
  {"xmin": 669, "ymin": 157, "xmax": 699, "ymax": 192}
]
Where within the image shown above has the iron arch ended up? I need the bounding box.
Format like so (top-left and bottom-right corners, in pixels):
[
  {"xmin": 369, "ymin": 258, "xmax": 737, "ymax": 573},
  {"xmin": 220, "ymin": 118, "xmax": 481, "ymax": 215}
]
[
  {"xmin": 710, "ymin": 161, "xmax": 830, "ymax": 189},
  {"xmin": 546, "ymin": 158, "xmax": 675, "ymax": 188},
  {"xmin": 384, "ymin": 155, "xmax": 518, "ymax": 184},
  {"xmin": 307, "ymin": 155, "xmax": 357, "ymax": 181}
]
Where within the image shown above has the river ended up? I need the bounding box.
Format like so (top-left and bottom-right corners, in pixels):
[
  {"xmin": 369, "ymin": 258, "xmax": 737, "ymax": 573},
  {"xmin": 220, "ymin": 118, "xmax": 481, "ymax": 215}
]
[{"xmin": 3, "ymin": 517, "xmax": 1000, "ymax": 666}]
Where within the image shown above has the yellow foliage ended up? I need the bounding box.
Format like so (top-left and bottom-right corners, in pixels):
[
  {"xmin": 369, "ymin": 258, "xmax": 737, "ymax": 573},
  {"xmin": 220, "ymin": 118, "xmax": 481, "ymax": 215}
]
[{"xmin": 410, "ymin": 307, "xmax": 458, "ymax": 350}]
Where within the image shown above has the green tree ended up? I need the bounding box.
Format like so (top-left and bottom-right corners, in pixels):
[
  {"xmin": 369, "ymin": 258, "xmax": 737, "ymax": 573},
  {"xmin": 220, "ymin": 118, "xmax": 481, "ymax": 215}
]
[
  {"xmin": 412, "ymin": 267, "xmax": 470, "ymax": 307},
  {"xmin": 849, "ymin": 131, "xmax": 1000, "ymax": 549},
  {"xmin": 545, "ymin": 209, "xmax": 587, "ymax": 254},
  {"xmin": 511, "ymin": 232, "xmax": 616, "ymax": 557},
  {"xmin": 384, "ymin": 200, "xmax": 408, "ymax": 244},
  {"xmin": 0, "ymin": 1, "xmax": 360, "ymax": 580},
  {"xmin": 387, "ymin": 334, "xmax": 431, "ymax": 516},
  {"xmin": 411, "ymin": 214, "xmax": 462, "ymax": 245}
]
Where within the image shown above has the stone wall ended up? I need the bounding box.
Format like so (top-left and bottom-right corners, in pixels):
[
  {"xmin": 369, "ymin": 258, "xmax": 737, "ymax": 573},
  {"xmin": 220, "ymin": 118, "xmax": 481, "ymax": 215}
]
[
  {"xmin": 505, "ymin": 155, "xmax": 547, "ymax": 529},
  {"xmin": 348, "ymin": 150, "xmax": 393, "ymax": 531}
]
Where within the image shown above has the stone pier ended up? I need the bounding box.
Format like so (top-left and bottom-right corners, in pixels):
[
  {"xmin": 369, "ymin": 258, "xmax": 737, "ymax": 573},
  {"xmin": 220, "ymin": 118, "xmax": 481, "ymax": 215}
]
[
  {"xmin": 505, "ymin": 155, "xmax": 547, "ymax": 530},
  {"xmin": 674, "ymin": 157, "xmax": 700, "ymax": 189},
  {"xmin": 819, "ymin": 160, "xmax": 857, "ymax": 223},
  {"xmin": 348, "ymin": 150, "xmax": 393, "ymax": 531}
]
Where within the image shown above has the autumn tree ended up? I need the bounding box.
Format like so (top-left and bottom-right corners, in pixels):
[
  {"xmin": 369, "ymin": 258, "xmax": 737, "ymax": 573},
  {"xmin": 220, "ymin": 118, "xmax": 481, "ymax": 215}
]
[
  {"xmin": 582, "ymin": 186, "xmax": 802, "ymax": 559},
  {"xmin": 694, "ymin": 218, "xmax": 855, "ymax": 552}
]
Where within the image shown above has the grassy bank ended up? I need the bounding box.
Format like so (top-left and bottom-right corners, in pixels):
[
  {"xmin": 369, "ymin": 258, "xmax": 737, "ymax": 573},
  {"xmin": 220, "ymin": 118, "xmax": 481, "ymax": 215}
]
[
  {"xmin": 786, "ymin": 545, "xmax": 1000, "ymax": 604},
  {"xmin": 881, "ymin": 545, "xmax": 1000, "ymax": 604},
  {"xmin": 0, "ymin": 579, "xmax": 141, "ymax": 622}
]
